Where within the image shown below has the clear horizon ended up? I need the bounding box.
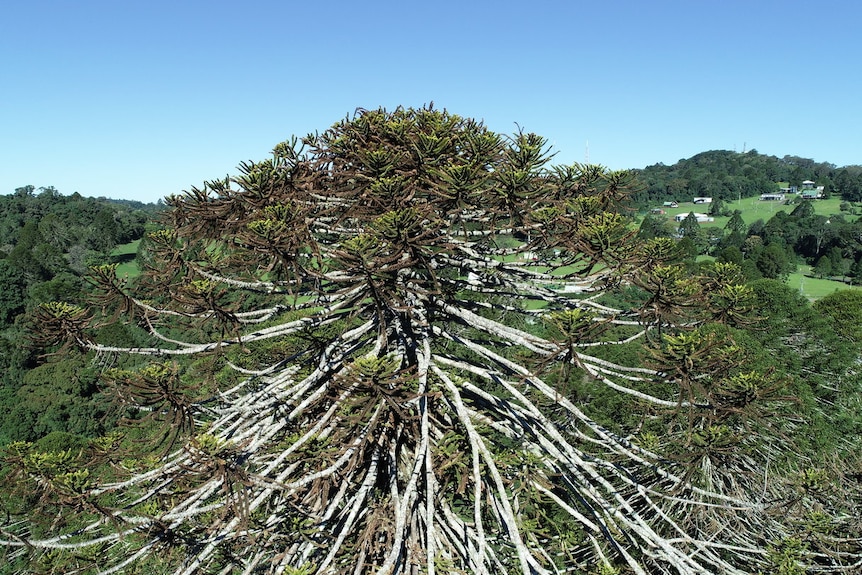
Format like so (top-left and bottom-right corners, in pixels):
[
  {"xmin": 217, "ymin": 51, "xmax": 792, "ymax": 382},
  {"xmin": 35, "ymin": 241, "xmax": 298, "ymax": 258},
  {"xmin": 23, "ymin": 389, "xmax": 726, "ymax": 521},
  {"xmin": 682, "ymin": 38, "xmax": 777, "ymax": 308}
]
[{"xmin": 3, "ymin": 0, "xmax": 861, "ymax": 204}]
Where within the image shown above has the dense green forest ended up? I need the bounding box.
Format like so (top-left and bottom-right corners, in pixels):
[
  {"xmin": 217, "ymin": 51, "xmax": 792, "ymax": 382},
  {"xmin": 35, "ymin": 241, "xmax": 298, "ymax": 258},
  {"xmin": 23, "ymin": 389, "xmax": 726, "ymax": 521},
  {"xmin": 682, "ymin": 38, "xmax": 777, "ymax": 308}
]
[
  {"xmin": 1, "ymin": 121, "xmax": 861, "ymax": 575},
  {"xmin": 0, "ymin": 186, "xmax": 159, "ymax": 443}
]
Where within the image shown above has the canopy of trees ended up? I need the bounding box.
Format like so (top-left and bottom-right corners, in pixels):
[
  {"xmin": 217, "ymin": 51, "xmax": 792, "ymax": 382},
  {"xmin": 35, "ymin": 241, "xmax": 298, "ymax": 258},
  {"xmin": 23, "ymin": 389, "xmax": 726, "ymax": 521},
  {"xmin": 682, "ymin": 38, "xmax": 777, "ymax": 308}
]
[
  {"xmin": 0, "ymin": 188, "xmax": 158, "ymax": 445},
  {"xmin": 1, "ymin": 108, "xmax": 860, "ymax": 575}
]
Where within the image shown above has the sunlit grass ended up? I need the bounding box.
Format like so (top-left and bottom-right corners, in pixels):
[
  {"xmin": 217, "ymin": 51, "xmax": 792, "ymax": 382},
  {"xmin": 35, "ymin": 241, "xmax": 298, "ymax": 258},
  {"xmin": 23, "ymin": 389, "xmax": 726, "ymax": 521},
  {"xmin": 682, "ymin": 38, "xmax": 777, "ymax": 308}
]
[
  {"xmin": 654, "ymin": 195, "xmax": 859, "ymax": 230},
  {"xmin": 110, "ymin": 239, "xmax": 141, "ymax": 278},
  {"xmin": 789, "ymin": 266, "xmax": 861, "ymax": 300}
]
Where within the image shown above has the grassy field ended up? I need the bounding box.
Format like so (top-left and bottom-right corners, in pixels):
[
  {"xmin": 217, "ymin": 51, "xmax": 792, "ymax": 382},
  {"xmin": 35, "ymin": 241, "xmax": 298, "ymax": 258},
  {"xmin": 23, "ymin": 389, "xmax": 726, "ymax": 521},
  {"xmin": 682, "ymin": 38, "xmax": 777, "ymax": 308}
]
[
  {"xmin": 110, "ymin": 239, "xmax": 141, "ymax": 278},
  {"xmin": 655, "ymin": 195, "xmax": 858, "ymax": 230},
  {"xmin": 790, "ymin": 266, "xmax": 861, "ymax": 300}
]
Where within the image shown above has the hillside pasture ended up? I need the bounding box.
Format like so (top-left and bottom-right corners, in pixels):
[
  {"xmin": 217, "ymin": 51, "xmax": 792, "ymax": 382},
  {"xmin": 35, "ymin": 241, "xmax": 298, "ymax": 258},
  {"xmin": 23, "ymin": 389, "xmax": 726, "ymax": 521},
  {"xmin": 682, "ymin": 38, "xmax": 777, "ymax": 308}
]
[{"xmin": 653, "ymin": 195, "xmax": 858, "ymax": 231}]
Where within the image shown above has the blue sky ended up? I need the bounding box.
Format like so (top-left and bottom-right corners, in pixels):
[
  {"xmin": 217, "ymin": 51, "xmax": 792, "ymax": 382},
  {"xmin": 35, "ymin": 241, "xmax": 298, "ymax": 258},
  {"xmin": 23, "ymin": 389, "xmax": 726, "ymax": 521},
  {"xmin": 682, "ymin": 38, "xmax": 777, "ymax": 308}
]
[{"xmin": 2, "ymin": 0, "xmax": 860, "ymax": 204}]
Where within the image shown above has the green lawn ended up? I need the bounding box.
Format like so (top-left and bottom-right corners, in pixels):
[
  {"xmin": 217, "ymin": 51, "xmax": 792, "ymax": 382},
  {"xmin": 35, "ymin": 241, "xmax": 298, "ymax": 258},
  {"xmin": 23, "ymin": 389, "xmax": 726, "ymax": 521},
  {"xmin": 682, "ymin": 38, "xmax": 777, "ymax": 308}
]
[
  {"xmin": 110, "ymin": 239, "xmax": 141, "ymax": 278},
  {"xmin": 655, "ymin": 195, "xmax": 858, "ymax": 231},
  {"xmin": 111, "ymin": 239, "xmax": 140, "ymax": 256},
  {"xmin": 790, "ymin": 266, "xmax": 860, "ymax": 300}
]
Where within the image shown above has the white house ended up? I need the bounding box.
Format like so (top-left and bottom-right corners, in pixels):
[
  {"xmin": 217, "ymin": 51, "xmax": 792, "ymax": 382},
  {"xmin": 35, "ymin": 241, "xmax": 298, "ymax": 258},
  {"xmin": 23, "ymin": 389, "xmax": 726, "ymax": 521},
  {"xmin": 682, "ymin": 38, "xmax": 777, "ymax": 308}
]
[
  {"xmin": 760, "ymin": 193, "xmax": 785, "ymax": 201},
  {"xmin": 692, "ymin": 197, "xmax": 712, "ymax": 204}
]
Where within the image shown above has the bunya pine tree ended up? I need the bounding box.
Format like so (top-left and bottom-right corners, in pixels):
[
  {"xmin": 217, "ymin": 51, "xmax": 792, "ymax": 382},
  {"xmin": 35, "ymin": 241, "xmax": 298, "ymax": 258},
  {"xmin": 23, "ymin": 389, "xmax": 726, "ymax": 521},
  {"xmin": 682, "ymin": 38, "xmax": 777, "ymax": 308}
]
[{"xmin": 3, "ymin": 106, "xmax": 860, "ymax": 575}]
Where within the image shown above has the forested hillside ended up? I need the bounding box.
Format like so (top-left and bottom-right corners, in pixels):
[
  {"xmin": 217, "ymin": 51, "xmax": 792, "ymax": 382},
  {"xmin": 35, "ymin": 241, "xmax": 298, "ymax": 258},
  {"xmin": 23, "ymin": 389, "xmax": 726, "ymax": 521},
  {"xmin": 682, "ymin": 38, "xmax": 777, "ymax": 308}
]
[
  {"xmin": 1, "ymin": 124, "xmax": 861, "ymax": 575},
  {"xmin": 631, "ymin": 151, "xmax": 862, "ymax": 287},
  {"xmin": 0, "ymin": 186, "xmax": 159, "ymax": 443},
  {"xmin": 633, "ymin": 149, "xmax": 862, "ymax": 204}
]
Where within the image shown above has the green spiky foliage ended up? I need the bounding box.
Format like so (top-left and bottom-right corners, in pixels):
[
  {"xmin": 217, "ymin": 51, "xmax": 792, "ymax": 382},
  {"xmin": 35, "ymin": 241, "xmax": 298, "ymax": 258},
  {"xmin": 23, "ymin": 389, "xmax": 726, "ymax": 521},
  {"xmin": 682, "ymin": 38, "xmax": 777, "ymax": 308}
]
[{"xmin": 5, "ymin": 106, "xmax": 860, "ymax": 575}]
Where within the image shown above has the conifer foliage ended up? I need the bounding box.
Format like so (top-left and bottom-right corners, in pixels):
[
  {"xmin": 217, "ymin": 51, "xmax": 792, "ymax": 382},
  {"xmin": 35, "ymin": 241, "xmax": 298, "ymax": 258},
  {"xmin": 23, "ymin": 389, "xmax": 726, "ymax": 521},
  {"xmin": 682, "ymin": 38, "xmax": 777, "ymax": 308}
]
[{"xmin": 3, "ymin": 107, "xmax": 858, "ymax": 574}]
